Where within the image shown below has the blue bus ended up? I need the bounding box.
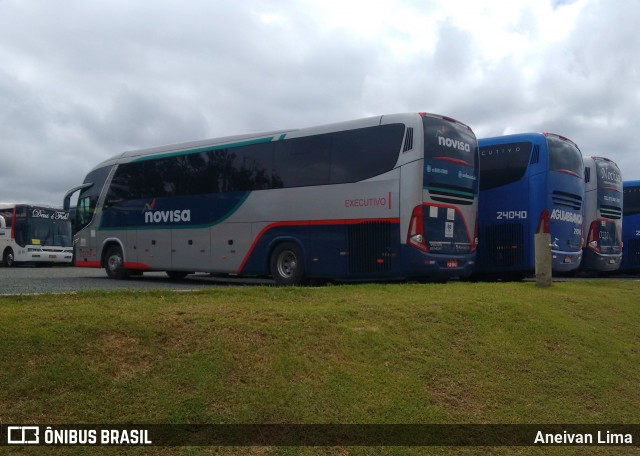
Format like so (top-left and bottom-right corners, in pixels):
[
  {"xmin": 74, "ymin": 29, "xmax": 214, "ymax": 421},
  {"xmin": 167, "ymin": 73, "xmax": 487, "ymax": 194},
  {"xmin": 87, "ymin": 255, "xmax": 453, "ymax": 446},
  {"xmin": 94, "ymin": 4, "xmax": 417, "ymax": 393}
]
[
  {"xmin": 64, "ymin": 113, "xmax": 479, "ymax": 284},
  {"xmin": 475, "ymin": 133, "xmax": 584, "ymax": 278},
  {"xmin": 621, "ymin": 180, "xmax": 640, "ymax": 272},
  {"xmin": 580, "ymin": 157, "xmax": 622, "ymax": 272}
]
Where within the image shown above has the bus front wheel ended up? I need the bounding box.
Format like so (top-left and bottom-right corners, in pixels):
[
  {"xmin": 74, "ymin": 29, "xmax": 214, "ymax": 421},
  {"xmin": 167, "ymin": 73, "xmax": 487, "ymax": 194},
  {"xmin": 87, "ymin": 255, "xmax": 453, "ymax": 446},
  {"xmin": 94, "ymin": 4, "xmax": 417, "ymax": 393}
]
[
  {"xmin": 3, "ymin": 248, "xmax": 15, "ymax": 267},
  {"xmin": 270, "ymin": 242, "xmax": 307, "ymax": 286},
  {"xmin": 104, "ymin": 246, "xmax": 128, "ymax": 280}
]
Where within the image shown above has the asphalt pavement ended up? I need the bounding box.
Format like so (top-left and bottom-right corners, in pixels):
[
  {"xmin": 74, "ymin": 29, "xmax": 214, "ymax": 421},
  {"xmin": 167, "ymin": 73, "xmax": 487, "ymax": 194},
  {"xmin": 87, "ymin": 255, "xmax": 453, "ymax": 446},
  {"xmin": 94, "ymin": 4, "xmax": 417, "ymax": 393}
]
[
  {"xmin": 0, "ymin": 265, "xmax": 273, "ymax": 295},
  {"xmin": 0, "ymin": 265, "xmax": 637, "ymax": 296}
]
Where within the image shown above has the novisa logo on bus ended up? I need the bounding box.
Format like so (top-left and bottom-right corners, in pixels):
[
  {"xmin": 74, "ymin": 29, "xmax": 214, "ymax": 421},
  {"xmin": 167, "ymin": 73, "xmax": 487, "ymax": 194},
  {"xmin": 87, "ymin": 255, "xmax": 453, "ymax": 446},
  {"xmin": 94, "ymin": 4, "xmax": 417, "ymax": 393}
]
[
  {"xmin": 142, "ymin": 199, "xmax": 191, "ymax": 224},
  {"xmin": 438, "ymin": 136, "xmax": 471, "ymax": 153}
]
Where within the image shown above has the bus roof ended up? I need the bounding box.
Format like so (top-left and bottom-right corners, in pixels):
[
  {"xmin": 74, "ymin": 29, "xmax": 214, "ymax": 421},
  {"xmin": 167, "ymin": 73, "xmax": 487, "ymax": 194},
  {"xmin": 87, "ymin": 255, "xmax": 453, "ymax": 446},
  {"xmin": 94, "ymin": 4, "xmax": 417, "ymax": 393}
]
[
  {"xmin": 89, "ymin": 112, "xmax": 445, "ymax": 170},
  {"xmin": 478, "ymin": 132, "xmax": 580, "ymax": 150},
  {"xmin": 0, "ymin": 203, "xmax": 66, "ymax": 210}
]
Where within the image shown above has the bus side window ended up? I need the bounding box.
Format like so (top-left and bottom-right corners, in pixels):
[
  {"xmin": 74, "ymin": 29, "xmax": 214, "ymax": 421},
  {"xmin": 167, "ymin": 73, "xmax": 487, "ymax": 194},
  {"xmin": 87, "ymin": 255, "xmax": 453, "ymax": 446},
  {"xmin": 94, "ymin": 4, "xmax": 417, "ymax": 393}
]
[
  {"xmin": 14, "ymin": 222, "xmax": 27, "ymax": 247},
  {"xmin": 0, "ymin": 215, "xmax": 5, "ymax": 229}
]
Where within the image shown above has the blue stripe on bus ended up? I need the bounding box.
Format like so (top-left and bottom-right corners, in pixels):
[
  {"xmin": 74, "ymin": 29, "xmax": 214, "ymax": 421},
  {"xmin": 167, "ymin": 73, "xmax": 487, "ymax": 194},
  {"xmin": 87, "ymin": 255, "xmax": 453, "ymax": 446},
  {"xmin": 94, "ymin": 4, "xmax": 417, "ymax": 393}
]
[{"xmin": 99, "ymin": 191, "xmax": 251, "ymax": 230}]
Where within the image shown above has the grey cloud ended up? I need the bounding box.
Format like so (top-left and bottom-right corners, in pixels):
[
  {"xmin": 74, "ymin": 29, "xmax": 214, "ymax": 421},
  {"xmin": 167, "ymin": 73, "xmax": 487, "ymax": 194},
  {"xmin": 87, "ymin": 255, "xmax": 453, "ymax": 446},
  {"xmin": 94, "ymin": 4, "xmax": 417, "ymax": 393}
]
[{"xmin": 1, "ymin": 0, "xmax": 639, "ymax": 206}]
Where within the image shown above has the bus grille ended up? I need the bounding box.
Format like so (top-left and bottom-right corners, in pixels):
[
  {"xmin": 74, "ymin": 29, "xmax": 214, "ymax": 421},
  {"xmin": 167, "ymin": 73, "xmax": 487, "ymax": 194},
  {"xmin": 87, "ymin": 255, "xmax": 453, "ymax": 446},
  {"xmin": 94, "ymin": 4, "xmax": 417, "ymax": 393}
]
[
  {"xmin": 599, "ymin": 205, "xmax": 622, "ymax": 220},
  {"xmin": 348, "ymin": 221, "xmax": 392, "ymax": 274},
  {"xmin": 428, "ymin": 185, "xmax": 475, "ymax": 206},
  {"xmin": 626, "ymin": 239, "xmax": 640, "ymax": 268},
  {"xmin": 479, "ymin": 223, "xmax": 525, "ymax": 269},
  {"xmin": 551, "ymin": 191, "xmax": 582, "ymax": 211}
]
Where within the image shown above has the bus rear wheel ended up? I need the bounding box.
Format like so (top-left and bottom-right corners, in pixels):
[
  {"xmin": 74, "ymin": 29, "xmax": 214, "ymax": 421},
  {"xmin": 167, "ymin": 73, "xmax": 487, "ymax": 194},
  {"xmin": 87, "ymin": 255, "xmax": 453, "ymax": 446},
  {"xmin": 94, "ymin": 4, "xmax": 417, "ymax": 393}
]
[
  {"xmin": 3, "ymin": 248, "xmax": 15, "ymax": 267},
  {"xmin": 104, "ymin": 245, "xmax": 128, "ymax": 280},
  {"xmin": 270, "ymin": 242, "xmax": 307, "ymax": 286}
]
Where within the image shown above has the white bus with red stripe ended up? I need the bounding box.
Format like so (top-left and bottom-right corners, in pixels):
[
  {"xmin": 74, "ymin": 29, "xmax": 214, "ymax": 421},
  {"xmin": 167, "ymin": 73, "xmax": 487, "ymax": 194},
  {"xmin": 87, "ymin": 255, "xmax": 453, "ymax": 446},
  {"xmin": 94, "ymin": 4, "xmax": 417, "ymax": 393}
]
[
  {"xmin": 0, "ymin": 204, "xmax": 73, "ymax": 267},
  {"xmin": 64, "ymin": 113, "xmax": 478, "ymax": 284}
]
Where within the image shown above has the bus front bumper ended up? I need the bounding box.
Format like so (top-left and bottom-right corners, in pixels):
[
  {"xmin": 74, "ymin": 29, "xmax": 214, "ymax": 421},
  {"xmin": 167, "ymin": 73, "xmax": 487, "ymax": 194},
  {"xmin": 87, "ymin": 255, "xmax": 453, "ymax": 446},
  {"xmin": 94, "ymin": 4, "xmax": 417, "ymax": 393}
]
[
  {"xmin": 402, "ymin": 246, "xmax": 475, "ymax": 278},
  {"xmin": 551, "ymin": 249, "xmax": 582, "ymax": 272},
  {"xmin": 23, "ymin": 248, "xmax": 74, "ymax": 264},
  {"xmin": 581, "ymin": 249, "xmax": 622, "ymax": 272}
]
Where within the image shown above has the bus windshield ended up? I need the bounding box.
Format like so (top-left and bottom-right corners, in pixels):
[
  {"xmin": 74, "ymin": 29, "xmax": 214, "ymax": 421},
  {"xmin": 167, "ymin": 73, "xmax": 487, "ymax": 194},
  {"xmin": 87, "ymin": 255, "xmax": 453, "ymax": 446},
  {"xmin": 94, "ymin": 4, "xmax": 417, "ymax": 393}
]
[
  {"xmin": 596, "ymin": 159, "xmax": 622, "ymax": 191},
  {"xmin": 13, "ymin": 207, "xmax": 72, "ymax": 248},
  {"xmin": 423, "ymin": 116, "xmax": 478, "ymax": 192},
  {"xmin": 598, "ymin": 220, "xmax": 620, "ymax": 253},
  {"xmin": 548, "ymin": 136, "xmax": 582, "ymax": 177},
  {"xmin": 27, "ymin": 214, "xmax": 72, "ymax": 247}
]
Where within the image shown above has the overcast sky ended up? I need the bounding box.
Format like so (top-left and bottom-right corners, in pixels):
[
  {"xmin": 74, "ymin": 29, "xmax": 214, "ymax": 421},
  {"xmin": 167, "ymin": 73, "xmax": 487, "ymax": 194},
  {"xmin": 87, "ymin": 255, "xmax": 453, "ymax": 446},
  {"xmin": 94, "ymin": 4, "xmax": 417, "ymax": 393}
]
[{"xmin": 1, "ymin": 0, "xmax": 638, "ymax": 206}]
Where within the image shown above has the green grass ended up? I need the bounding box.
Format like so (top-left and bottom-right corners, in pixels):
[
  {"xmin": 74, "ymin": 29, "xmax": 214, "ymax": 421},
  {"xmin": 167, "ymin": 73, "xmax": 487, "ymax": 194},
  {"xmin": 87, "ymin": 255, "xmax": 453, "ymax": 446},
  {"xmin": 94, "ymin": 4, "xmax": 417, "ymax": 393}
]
[{"xmin": 1, "ymin": 281, "xmax": 639, "ymax": 454}]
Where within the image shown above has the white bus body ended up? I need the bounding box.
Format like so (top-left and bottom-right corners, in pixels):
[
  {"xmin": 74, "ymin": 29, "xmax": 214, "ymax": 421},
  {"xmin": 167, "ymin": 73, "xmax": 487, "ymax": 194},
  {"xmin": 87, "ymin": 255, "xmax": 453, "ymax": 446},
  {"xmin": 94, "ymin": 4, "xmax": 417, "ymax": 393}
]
[
  {"xmin": 65, "ymin": 113, "xmax": 479, "ymax": 284},
  {"xmin": 0, "ymin": 204, "xmax": 73, "ymax": 266}
]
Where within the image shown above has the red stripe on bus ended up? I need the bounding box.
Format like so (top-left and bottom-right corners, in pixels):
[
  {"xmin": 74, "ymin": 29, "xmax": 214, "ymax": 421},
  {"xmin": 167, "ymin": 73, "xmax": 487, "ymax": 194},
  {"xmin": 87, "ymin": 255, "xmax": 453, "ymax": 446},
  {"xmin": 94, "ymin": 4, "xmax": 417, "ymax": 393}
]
[
  {"xmin": 11, "ymin": 205, "xmax": 16, "ymax": 240},
  {"xmin": 124, "ymin": 262, "xmax": 152, "ymax": 270},
  {"xmin": 432, "ymin": 156, "xmax": 474, "ymax": 167},
  {"xmin": 75, "ymin": 260, "xmax": 151, "ymax": 270},
  {"xmin": 236, "ymin": 218, "xmax": 401, "ymax": 274},
  {"xmin": 555, "ymin": 169, "xmax": 580, "ymax": 178},
  {"xmin": 76, "ymin": 260, "xmax": 101, "ymax": 268}
]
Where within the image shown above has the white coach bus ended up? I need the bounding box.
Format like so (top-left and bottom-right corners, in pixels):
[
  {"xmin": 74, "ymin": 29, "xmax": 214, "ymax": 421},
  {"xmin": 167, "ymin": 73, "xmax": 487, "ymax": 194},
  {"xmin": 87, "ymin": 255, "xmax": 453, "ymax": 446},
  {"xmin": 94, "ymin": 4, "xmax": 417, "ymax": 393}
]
[
  {"xmin": 64, "ymin": 113, "xmax": 479, "ymax": 284},
  {"xmin": 0, "ymin": 204, "xmax": 73, "ymax": 266},
  {"xmin": 580, "ymin": 156, "xmax": 623, "ymax": 272}
]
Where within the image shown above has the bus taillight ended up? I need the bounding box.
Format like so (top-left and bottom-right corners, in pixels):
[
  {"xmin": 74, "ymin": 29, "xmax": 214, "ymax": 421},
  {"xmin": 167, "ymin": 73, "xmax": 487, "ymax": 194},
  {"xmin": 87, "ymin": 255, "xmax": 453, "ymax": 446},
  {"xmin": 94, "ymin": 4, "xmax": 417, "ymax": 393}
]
[
  {"xmin": 470, "ymin": 213, "xmax": 478, "ymax": 253},
  {"xmin": 408, "ymin": 205, "xmax": 428, "ymax": 252},
  {"xmin": 586, "ymin": 221, "xmax": 600, "ymax": 253}
]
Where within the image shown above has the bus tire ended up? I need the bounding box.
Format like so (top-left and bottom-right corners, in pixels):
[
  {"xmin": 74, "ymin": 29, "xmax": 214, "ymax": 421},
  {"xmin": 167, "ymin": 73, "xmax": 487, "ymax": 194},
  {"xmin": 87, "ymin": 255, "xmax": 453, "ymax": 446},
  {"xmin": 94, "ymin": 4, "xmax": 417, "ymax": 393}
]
[
  {"xmin": 3, "ymin": 248, "xmax": 15, "ymax": 267},
  {"xmin": 104, "ymin": 245, "xmax": 128, "ymax": 280},
  {"xmin": 270, "ymin": 242, "xmax": 307, "ymax": 286}
]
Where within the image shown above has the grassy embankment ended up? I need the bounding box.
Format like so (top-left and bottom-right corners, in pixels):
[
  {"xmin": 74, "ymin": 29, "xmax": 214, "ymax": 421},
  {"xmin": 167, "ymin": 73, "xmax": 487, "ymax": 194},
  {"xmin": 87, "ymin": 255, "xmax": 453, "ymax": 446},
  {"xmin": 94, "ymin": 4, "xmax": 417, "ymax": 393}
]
[{"xmin": 0, "ymin": 281, "xmax": 639, "ymax": 454}]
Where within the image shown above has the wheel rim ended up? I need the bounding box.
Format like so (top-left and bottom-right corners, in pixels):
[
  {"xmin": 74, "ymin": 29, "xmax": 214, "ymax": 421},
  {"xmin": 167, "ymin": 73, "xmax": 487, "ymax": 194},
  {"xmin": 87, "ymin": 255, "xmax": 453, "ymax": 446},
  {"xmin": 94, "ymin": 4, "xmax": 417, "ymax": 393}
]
[
  {"xmin": 276, "ymin": 250, "xmax": 297, "ymax": 278},
  {"xmin": 108, "ymin": 253, "xmax": 122, "ymax": 272},
  {"xmin": 6, "ymin": 252, "xmax": 14, "ymax": 266}
]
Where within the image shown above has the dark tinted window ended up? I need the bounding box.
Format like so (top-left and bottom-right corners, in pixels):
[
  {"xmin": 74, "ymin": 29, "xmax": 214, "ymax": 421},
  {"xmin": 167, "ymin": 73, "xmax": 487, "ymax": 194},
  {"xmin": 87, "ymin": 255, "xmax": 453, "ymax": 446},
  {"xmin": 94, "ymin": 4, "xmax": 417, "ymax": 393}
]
[
  {"xmin": 423, "ymin": 117, "xmax": 477, "ymax": 167},
  {"xmin": 330, "ymin": 124, "xmax": 405, "ymax": 184},
  {"xmin": 273, "ymin": 135, "xmax": 331, "ymax": 188},
  {"xmin": 25, "ymin": 208, "xmax": 72, "ymax": 247},
  {"xmin": 77, "ymin": 166, "xmax": 113, "ymax": 231},
  {"xmin": 479, "ymin": 142, "xmax": 531, "ymax": 191},
  {"xmin": 228, "ymin": 143, "xmax": 274, "ymax": 191},
  {"xmin": 548, "ymin": 136, "xmax": 582, "ymax": 177},
  {"xmin": 597, "ymin": 221, "xmax": 620, "ymax": 252},
  {"xmin": 595, "ymin": 159, "xmax": 622, "ymax": 191},
  {"xmin": 13, "ymin": 205, "xmax": 28, "ymax": 247},
  {"xmin": 103, "ymin": 124, "xmax": 404, "ymax": 204},
  {"xmin": 624, "ymin": 186, "xmax": 640, "ymax": 216}
]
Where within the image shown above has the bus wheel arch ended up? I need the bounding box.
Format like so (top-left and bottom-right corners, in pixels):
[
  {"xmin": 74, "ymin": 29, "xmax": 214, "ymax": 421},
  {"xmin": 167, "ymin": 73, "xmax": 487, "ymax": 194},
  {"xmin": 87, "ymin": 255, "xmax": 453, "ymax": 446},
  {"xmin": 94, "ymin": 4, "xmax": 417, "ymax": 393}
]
[
  {"xmin": 269, "ymin": 241, "xmax": 307, "ymax": 286},
  {"xmin": 102, "ymin": 242, "xmax": 128, "ymax": 280},
  {"xmin": 3, "ymin": 248, "xmax": 15, "ymax": 267}
]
